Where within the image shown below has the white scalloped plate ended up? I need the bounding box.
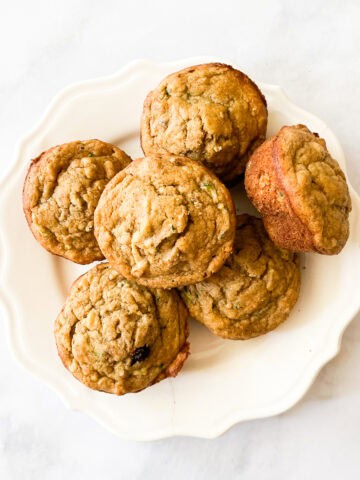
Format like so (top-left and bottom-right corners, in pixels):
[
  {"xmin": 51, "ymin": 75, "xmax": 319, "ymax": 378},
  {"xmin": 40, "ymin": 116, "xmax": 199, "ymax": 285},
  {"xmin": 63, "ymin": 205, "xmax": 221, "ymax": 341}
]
[{"xmin": 1, "ymin": 57, "xmax": 360, "ymax": 440}]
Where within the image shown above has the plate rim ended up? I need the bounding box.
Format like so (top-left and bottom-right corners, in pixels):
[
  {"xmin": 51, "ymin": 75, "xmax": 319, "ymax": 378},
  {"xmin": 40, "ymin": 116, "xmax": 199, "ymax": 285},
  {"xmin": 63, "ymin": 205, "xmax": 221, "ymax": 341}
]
[{"xmin": 1, "ymin": 56, "xmax": 360, "ymax": 440}]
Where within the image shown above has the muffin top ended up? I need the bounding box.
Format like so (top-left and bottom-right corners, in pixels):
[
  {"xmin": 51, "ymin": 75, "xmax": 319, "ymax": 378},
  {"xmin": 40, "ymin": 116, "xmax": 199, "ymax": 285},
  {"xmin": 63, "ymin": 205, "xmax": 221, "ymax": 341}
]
[
  {"xmin": 23, "ymin": 139, "xmax": 131, "ymax": 264},
  {"xmin": 141, "ymin": 63, "xmax": 267, "ymax": 181},
  {"xmin": 94, "ymin": 154, "xmax": 236, "ymax": 288},
  {"xmin": 273, "ymin": 125, "xmax": 351, "ymax": 254},
  {"xmin": 55, "ymin": 263, "xmax": 189, "ymax": 395},
  {"xmin": 180, "ymin": 215, "xmax": 300, "ymax": 340}
]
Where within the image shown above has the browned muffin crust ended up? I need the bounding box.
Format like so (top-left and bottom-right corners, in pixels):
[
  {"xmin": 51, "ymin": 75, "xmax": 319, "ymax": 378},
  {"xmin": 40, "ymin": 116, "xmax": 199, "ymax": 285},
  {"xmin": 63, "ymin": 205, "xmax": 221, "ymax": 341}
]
[
  {"xmin": 94, "ymin": 154, "xmax": 236, "ymax": 288},
  {"xmin": 54, "ymin": 263, "xmax": 189, "ymax": 395},
  {"xmin": 141, "ymin": 63, "xmax": 267, "ymax": 182},
  {"xmin": 245, "ymin": 125, "xmax": 351, "ymax": 254},
  {"xmin": 180, "ymin": 215, "xmax": 301, "ymax": 340},
  {"xmin": 23, "ymin": 140, "xmax": 131, "ymax": 264}
]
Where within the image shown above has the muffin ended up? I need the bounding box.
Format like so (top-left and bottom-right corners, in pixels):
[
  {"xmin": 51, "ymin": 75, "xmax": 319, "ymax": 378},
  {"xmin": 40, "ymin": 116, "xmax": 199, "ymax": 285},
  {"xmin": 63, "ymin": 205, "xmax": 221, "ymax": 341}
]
[
  {"xmin": 141, "ymin": 63, "xmax": 267, "ymax": 182},
  {"xmin": 54, "ymin": 263, "xmax": 189, "ymax": 395},
  {"xmin": 245, "ymin": 125, "xmax": 351, "ymax": 254},
  {"xmin": 94, "ymin": 154, "xmax": 236, "ymax": 288},
  {"xmin": 180, "ymin": 214, "xmax": 300, "ymax": 340},
  {"xmin": 23, "ymin": 140, "xmax": 131, "ymax": 264}
]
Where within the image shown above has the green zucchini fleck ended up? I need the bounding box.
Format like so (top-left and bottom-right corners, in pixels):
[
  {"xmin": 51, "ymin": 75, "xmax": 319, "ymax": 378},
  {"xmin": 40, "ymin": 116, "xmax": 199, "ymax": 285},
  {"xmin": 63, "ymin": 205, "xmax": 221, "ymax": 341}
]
[{"xmin": 200, "ymin": 182, "xmax": 218, "ymax": 201}]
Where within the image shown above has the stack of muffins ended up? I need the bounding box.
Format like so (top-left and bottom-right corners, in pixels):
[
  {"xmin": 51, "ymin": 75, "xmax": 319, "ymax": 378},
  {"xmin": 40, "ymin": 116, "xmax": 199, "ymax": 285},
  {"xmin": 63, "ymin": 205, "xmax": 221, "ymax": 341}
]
[{"xmin": 23, "ymin": 63, "xmax": 352, "ymax": 396}]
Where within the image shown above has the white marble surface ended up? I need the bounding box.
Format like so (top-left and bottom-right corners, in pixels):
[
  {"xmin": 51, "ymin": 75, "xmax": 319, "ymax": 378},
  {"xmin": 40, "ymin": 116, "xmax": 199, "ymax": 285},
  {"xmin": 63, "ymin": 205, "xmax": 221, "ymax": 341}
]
[{"xmin": 1, "ymin": 0, "xmax": 360, "ymax": 478}]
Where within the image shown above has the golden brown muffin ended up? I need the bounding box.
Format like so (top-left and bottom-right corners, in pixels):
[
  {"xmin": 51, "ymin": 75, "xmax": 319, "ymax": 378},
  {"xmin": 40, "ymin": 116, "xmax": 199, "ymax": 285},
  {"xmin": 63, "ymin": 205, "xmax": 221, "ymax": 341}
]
[
  {"xmin": 245, "ymin": 125, "xmax": 351, "ymax": 254},
  {"xmin": 180, "ymin": 215, "xmax": 300, "ymax": 340},
  {"xmin": 141, "ymin": 63, "xmax": 267, "ymax": 182},
  {"xmin": 54, "ymin": 263, "xmax": 189, "ymax": 395},
  {"xmin": 23, "ymin": 140, "xmax": 131, "ymax": 264},
  {"xmin": 94, "ymin": 154, "xmax": 236, "ymax": 288}
]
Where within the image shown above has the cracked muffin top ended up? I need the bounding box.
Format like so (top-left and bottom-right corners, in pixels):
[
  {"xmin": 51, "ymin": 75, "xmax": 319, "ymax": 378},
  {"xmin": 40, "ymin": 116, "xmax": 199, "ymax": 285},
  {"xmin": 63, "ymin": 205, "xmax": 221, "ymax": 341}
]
[
  {"xmin": 94, "ymin": 154, "xmax": 236, "ymax": 288},
  {"xmin": 55, "ymin": 263, "xmax": 189, "ymax": 395},
  {"xmin": 141, "ymin": 63, "xmax": 267, "ymax": 182},
  {"xmin": 180, "ymin": 215, "xmax": 300, "ymax": 340},
  {"xmin": 23, "ymin": 140, "xmax": 131, "ymax": 264},
  {"xmin": 245, "ymin": 125, "xmax": 351, "ymax": 254}
]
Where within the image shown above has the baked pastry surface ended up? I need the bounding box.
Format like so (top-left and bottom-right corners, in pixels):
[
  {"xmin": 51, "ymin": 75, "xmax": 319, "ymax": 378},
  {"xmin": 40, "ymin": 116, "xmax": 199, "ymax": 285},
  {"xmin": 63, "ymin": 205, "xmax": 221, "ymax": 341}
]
[
  {"xmin": 180, "ymin": 214, "xmax": 300, "ymax": 340},
  {"xmin": 245, "ymin": 125, "xmax": 351, "ymax": 254},
  {"xmin": 141, "ymin": 63, "xmax": 267, "ymax": 182},
  {"xmin": 23, "ymin": 139, "xmax": 131, "ymax": 264},
  {"xmin": 55, "ymin": 263, "xmax": 189, "ymax": 395},
  {"xmin": 95, "ymin": 154, "xmax": 236, "ymax": 288}
]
